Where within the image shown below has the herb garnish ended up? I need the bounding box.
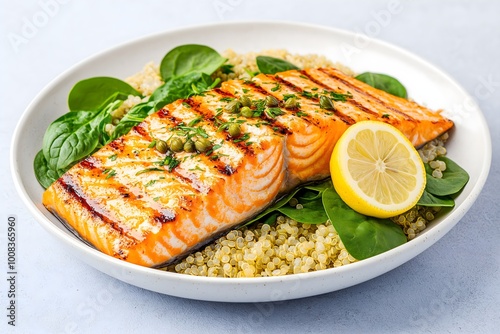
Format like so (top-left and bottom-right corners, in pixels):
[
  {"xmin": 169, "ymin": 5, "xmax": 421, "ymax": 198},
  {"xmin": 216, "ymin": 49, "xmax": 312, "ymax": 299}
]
[
  {"xmin": 188, "ymin": 116, "xmax": 203, "ymax": 127},
  {"xmin": 158, "ymin": 154, "xmax": 180, "ymax": 172},
  {"xmin": 103, "ymin": 169, "xmax": 116, "ymax": 179},
  {"xmin": 233, "ymin": 133, "xmax": 251, "ymax": 143},
  {"xmin": 328, "ymin": 90, "xmax": 352, "ymax": 102},
  {"xmin": 136, "ymin": 167, "xmax": 163, "ymax": 175},
  {"xmin": 144, "ymin": 180, "xmax": 157, "ymax": 187},
  {"xmin": 265, "ymin": 107, "xmax": 284, "ymax": 119},
  {"xmin": 301, "ymin": 90, "xmax": 318, "ymax": 99}
]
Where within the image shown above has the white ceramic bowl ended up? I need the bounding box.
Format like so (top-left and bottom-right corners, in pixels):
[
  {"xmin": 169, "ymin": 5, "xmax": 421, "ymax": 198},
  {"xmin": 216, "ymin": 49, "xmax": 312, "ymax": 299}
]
[{"xmin": 11, "ymin": 21, "xmax": 491, "ymax": 302}]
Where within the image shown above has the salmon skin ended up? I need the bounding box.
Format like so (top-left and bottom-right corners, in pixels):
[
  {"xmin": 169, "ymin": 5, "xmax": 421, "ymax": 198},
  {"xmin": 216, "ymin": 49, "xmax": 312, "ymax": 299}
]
[{"xmin": 42, "ymin": 67, "xmax": 454, "ymax": 267}]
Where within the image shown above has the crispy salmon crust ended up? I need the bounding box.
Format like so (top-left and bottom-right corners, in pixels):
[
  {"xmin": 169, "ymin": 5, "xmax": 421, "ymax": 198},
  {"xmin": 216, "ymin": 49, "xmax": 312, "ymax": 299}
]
[{"xmin": 42, "ymin": 67, "xmax": 454, "ymax": 267}]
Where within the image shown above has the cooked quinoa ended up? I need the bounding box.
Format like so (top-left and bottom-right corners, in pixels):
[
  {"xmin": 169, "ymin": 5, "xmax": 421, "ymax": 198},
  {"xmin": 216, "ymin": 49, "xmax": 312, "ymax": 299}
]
[
  {"xmin": 104, "ymin": 94, "xmax": 145, "ymax": 135},
  {"xmin": 168, "ymin": 218, "xmax": 356, "ymax": 278},
  {"xmin": 213, "ymin": 49, "xmax": 355, "ymax": 81},
  {"xmin": 126, "ymin": 61, "xmax": 163, "ymax": 96},
  {"xmin": 114, "ymin": 49, "xmax": 450, "ymax": 277}
]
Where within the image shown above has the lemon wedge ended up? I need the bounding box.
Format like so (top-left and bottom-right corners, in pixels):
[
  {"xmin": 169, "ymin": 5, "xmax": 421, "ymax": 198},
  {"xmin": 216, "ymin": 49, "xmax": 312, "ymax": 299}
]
[{"xmin": 330, "ymin": 121, "xmax": 426, "ymax": 218}]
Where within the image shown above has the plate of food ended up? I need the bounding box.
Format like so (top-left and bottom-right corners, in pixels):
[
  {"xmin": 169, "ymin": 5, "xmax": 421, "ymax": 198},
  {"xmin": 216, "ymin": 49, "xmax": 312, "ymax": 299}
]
[{"xmin": 11, "ymin": 21, "xmax": 491, "ymax": 302}]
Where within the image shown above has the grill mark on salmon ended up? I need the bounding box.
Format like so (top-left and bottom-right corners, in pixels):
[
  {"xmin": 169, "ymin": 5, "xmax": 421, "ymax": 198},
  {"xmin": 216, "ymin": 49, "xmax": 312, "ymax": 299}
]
[
  {"xmin": 298, "ymin": 70, "xmax": 382, "ymax": 118},
  {"xmin": 212, "ymin": 87, "xmax": 234, "ymax": 99},
  {"xmin": 239, "ymin": 80, "xmax": 270, "ymax": 97},
  {"xmin": 58, "ymin": 175, "xmax": 126, "ymax": 237},
  {"xmin": 317, "ymin": 68, "xmax": 415, "ymax": 121},
  {"xmin": 300, "ymin": 70, "xmax": 379, "ymax": 116},
  {"xmin": 268, "ymin": 75, "xmax": 327, "ymax": 128},
  {"xmin": 234, "ymin": 81, "xmax": 292, "ymax": 135},
  {"xmin": 42, "ymin": 66, "xmax": 454, "ymax": 267},
  {"xmin": 284, "ymin": 69, "xmax": 384, "ymax": 123},
  {"xmin": 154, "ymin": 102, "xmax": 239, "ymax": 177},
  {"xmin": 276, "ymin": 72, "xmax": 356, "ymax": 125},
  {"xmin": 132, "ymin": 121, "xmax": 151, "ymax": 139},
  {"xmin": 184, "ymin": 96, "xmax": 255, "ymax": 160},
  {"xmin": 79, "ymin": 155, "xmax": 177, "ymax": 227},
  {"xmin": 108, "ymin": 137, "xmax": 125, "ymax": 151}
]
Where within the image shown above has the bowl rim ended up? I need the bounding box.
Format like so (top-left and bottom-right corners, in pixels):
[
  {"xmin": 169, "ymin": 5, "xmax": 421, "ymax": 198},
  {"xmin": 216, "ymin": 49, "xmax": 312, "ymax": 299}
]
[{"xmin": 10, "ymin": 20, "xmax": 492, "ymax": 298}]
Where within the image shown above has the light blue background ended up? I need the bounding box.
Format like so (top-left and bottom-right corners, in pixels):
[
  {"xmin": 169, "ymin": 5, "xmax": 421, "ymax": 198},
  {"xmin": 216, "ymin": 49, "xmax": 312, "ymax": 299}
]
[{"xmin": 1, "ymin": 0, "xmax": 499, "ymax": 333}]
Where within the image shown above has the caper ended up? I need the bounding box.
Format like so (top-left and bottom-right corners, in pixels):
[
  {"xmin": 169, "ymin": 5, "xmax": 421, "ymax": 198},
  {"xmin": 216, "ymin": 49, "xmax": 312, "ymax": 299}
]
[
  {"xmin": 265, "ymin": 95, "xmax": 279, "ymax": 107},
  {"xmin": 284, "ymin": 96, "xmax": 298, "ymax": 109},
  {"xmin": 170, "ymin": 137, "xmax": 184, "ymax": 152},
  {"xmin": 240, "ymin": 96, "xmax": 252, "ymax": 108},
  {"xmin": 195, "ymin": 138, "xmax": 212, "ymax": 153},
  {"xmin": 155, "ymin": 140, "xmax": 168, "ymax": 154},
  {"xmin": 183, "ymin": 140, "xmax": 196, "ymax": 153},
  {"xmin": 228, "ymin": 123, "xmax": 241, "ymax": 137},
  {"xmin": 319, "ymin": 95, "xmax": 335, "ymax": 111},
  {"xmin": 240, "ymin": 106, "xmax": 253, "ymax": 118},
  {"xmin": 224, "ymin": 99, "xmax": 241, "ymax": 114}
]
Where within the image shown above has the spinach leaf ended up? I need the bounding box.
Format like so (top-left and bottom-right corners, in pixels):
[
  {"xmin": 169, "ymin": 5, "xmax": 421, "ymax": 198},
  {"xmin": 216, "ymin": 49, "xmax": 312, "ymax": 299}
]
[
  {"xmin": 106, "ymin": 101, "xmax": 156, "ymax": 142},
  {"xmin": 243, "ymin": 180, "xmax": 332, "ymax": 226},
  {"xmin": 150, "ymin": 72, "xmax": 219, "ymax": 105},
  {"xmin": 322, "ymin": 188, "xmax": 407, "ymax": 260},
  {"xmin": 43, "ymin": 100, "xmax": 122, "ymax": 171},
  {"xmin": 256, "ymin": 56, "xmax": 299, "ymax": 74},
  {"xmin": 277, "ymin": 189, "xmax": 328, "ymax": 224},
  {"xmin": 261, "ymin": 212, "xmax": 281, "ymax": 226},
  {"xmin": 424, "ymin": 157, "xmax": 469, "ymax": 196},
  {"xmin": 160, "ymin": 44, "xmax": 226, "ymax": 81},
  {"xmin": 191, "ymin": 73, "xmax": 221, "ymax": 94},
  {"xmin": 34, "ymin": 150, "xmax": 63, "ymax": 189},
  {"xmin": 242, "ymin": 187, "xmax": 303, "ymax": 226},
  {"xmin": 355, "ymin": 72, "xmax": 407, "ymax": 98},
  {"xmin": 220, "ymin": 64, "xmax": 234, "ymax": 74},
  {"xmin": 68, "ymin": 77, "xmax": 140, "ymax": 112},
  {"xmin": 305, "ymin": 179, "xmax": 333, "ymax": 193},
  {"xmin": 417, "ymin": 190, "xmax": 455, "ymax": 207}
]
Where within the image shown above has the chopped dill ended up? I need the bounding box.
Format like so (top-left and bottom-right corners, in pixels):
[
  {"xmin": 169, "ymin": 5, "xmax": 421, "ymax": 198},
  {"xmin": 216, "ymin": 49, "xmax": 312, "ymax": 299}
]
[
  {"xmin": 144, "ymin": 179, "xmax": 157, "ymax": 187},
  {"xmin": 103, "ymin": 169, "xmax": 116, "ymax": 179},
  {"xmin": 233, "ymin": 133, "xmax": 251, "ymax": 143},
  {"xmin": 136, "ymin": 167, "xmax": 163, "ymax": 175},
  {"xmin": 148, "ymin": 139, "xmax": 157, "ymax": 148},
  {"xmin": 271, "ymin": 83, "xmax": 281, "ymax": 92},
  {"xmin": 265, "ymin": 107, "xmax": 284, "ymax": 118}
]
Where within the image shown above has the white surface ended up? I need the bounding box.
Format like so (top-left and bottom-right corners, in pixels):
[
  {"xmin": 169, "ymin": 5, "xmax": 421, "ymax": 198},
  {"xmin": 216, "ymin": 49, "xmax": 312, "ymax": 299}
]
[
  {"xmin": 1, "ymin": 0, "xmax": 499, "ymax": 332},
  {"xmin": 10, "ymin": 21, "xmax": 491, "ymax": 303}
]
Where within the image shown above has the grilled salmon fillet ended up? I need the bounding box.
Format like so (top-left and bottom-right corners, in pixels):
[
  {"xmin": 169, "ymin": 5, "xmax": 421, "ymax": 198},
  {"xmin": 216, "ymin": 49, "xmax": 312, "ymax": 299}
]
[{"xmin": 42, "ymin": 67, "xmax": 454, "ymax": 267}]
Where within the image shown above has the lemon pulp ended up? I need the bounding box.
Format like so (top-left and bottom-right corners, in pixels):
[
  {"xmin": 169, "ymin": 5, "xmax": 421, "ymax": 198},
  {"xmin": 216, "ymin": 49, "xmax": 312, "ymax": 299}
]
[{"xmin": 330, "ymin": 121, "xmax": 426, "ymax": 218}]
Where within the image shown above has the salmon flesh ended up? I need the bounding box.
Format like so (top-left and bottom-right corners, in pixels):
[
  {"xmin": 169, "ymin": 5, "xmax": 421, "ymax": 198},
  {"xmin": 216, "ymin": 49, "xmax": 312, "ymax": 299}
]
[{"xmin": 42, "ymin": 67, "xmax": 454, "ymax": 267}]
